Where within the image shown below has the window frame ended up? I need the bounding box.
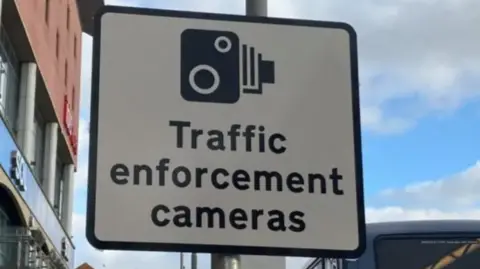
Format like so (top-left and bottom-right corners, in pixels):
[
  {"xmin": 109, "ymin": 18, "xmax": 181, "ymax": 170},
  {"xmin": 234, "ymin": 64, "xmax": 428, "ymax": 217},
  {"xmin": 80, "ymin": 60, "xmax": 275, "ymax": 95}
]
[
  {"xmin": 66, "ymin": 5, "xmax": 70, "ymax": 30},
  {"xmin": 64, "ymin": 60, "xmax": 68, "ymax": 86},
  {"xmin": 45, "ymin": 0, "xmax": 50, "ymax": 24},
  {"xmin": 53, "ymin": 158, "xmax": 65, "ymax": 217},
  {"xmin": 0, "ymin": 59, "xmax": 7, "ymax": 116},
  {"xmin": 373, "ymin": 233, "xmax": 480, "ymax": 269},
  {"xmin": 0, "ymin": 28, "xmax": 21, "ymax": 136},
  {"xmin": 71, "ymin": 86, "xmax": 75, "ymax": 111},
  {"xmin": 55, "ymin": 30, "xmax": 60, "ymax": 58},
  {"xmin": 73, "ymin": 35, "xmax": 77, "ymax": 59}
]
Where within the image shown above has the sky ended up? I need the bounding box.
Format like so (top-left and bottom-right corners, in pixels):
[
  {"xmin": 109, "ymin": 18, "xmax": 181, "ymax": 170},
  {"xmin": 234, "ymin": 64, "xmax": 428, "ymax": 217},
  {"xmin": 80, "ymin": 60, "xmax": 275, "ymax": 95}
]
[{"xmin": 71, "ymin": 0, "xmax": 480, "ymax": 268}]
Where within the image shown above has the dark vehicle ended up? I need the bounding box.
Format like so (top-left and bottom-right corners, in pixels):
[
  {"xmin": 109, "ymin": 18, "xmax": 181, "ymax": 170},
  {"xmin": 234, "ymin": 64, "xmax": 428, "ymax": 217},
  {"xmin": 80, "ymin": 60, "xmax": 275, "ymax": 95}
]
[{"xmin": 303, "ymin": 220, "xmax": 480, "ymax": 269}]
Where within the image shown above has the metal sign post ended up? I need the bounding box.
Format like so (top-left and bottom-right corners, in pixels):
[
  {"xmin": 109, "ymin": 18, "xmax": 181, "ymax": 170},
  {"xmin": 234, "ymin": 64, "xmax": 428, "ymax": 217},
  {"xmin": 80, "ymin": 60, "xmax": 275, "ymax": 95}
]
[
  {"xmin": 212, "ymin": 1, "xmax": 267, "ymax": 268},
  {"xmin": 245, "ymin": 0, "xmax": 267, "ymax": 16},
  {"xmin": 180, "ymin": 252, "xmax": 184, "ymax": 269},
  {"xmin": 191, "ymin": 252, "xmax": 198, "ymax": 269}
]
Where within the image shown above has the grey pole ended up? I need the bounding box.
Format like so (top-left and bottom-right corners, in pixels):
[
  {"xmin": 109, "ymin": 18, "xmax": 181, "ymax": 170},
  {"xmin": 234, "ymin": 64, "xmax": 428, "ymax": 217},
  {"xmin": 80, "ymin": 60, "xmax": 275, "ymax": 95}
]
[
  {"xmin": 246, "ymin": 0, "xmax": 267, "ymax": 16},
  {"xmin": 191, "ymin": 253, "xmax": 198, "ymax": 269},
  {"xmin": 180, "ymin": 252, "xmax": 184, "ymax": 269},
  {"xmin": 211, "ymin": 2, "xmax": 267, "ymax": 269}
]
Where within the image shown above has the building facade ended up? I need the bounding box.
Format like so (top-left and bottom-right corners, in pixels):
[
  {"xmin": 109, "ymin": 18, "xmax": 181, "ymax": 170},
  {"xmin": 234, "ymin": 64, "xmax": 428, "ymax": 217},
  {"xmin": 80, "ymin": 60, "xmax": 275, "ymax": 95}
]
[
  {"xmin": 75, "ymin": 263, "xmax": 94, "ymax": 269},
  {"xmin": 0, "ymin": 0, "xmax": 101, "ymax": 268}
]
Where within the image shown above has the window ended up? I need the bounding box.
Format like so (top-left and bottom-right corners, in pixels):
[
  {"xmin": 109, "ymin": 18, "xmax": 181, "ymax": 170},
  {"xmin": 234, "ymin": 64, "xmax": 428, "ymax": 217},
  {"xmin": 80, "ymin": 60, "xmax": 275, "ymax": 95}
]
[
  {"xmin": 45, "ymin": 0, "xmax": 50, "ymax": 23},
  {"xmin": 0, "ymin": 28, "xmax": 21, "ymax": 134},
  {"xmin": 71, "ymin": 86, "xmax": 75, "ymax": 111},
  {"xmin": 55, "ymin": 31, "xmax": 60, "ymax": 58},
  {"xmin": 0, "ymin": 207, "xmax": 11, "ymax": 266},
  {"xmin": 375, "ymin": 236, "xmax": 480, "ymax": 269},
  {"xmin": 73, "ymin": 35, "xmax": 77, "ymax": 59},
  {"xmin": 64, "ymin": 60, "xmax": 68, "ymax": 85},
  {"xmin": 32, "ymin": 112, "xmax": 45, "ymax": 181},
  {"xmin": 0, "ymin": 61, "xmax": 7, "ymax": 116},
  {"xmin": 66, "ymin": 6, "xmax": 70, "ymax": 30},
  {"xmin": 54, "ymin": 159, "xmax": 64, "ymax": 217}
]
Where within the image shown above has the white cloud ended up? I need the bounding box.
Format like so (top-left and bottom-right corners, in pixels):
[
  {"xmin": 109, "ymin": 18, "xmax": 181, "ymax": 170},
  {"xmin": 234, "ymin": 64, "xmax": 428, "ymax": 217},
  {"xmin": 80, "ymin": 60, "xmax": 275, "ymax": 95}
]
[
  {"xmin": 366, "ymin": 207, "xmax": 480, "ymax": 222},
  {"xmin": 74, "ymin": 118, "xmax": 90, "ymax": 190},
  {"xmin": 78, "ymin": 118, "xmax": 89, "ymax": 154},
  {"xmin": 74, "ymin": 162, "xmax": 88, "ymax": 191},
  {"xmin": 272, "ymin": 0, "xmax": 480, "ymax": 133},
  {"xmin": 80, "ymin": 34, "xmax": 93, "ymax": 114},
  {"xmin": 379, "ymin": 161, "xmax": 480, "ymax": 208},
  {"xmin": 360, "ymin": 106, "xmax": 415, "ymax": 134}
]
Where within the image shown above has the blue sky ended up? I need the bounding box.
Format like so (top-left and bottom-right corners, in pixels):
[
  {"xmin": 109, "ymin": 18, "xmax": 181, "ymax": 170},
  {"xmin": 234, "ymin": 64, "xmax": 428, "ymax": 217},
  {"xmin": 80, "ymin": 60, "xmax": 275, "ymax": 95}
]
[{"xmin": 71, "ymin": 0, "xmax": 480, "ymax": 268}]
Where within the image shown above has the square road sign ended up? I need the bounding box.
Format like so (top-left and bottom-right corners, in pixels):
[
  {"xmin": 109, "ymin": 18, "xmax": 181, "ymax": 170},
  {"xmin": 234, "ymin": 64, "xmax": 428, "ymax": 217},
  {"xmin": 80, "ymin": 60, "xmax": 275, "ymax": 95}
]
[{"xmin": 87, "ymin": 5, "xmax": 366, "ymax": 258}]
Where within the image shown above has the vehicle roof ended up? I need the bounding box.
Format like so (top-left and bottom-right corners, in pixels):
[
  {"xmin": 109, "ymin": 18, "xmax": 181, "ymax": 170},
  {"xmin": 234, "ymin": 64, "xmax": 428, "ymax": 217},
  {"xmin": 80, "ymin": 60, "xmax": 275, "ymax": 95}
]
[{"xmin": 367, "ymin": 220, "xmax": 480, "ymax": 237}]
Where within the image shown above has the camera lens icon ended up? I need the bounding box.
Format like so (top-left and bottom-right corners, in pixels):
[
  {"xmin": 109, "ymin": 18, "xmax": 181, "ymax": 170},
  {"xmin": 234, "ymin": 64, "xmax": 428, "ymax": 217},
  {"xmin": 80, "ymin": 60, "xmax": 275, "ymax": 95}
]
[
  {"xmin": 188, "ymin": 65, "xmax": 220, "ymax": 95},
  {"xmin": 188, "ymin": 36, "xmax": 232, "ymax": 95},
  {"xmin": 180, "ymin": 29, "xmax": 275, "ymax": 104},
  {"xmin": 214, "ymin": 36, "xmax": 232, "ymax": 53}
]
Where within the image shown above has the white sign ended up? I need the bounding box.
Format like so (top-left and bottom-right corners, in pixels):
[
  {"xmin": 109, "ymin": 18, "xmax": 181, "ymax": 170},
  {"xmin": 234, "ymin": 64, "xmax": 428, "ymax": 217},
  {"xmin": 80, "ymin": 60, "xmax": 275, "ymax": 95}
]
[{"xmin": 87, "ymin": 6, "xmax": 366, "ymax": 258}]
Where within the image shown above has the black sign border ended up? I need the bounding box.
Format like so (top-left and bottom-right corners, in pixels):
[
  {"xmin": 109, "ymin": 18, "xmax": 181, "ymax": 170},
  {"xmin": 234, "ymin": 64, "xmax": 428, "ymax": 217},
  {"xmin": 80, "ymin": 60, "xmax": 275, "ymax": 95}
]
[{"xmin": 87, "ymin": 4, "xmax": 366, "ymax": 258}]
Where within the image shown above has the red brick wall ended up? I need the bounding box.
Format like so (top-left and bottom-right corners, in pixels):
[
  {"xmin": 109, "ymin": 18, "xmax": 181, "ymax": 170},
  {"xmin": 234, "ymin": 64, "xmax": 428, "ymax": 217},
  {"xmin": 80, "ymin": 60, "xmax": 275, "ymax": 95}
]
[
  {"xmin": 14, "ymin": 0, "xmax": 83, "ymax": 164},
  {"xmin": 76, "ymin": 263, "xmax": 95, "ymax": 269}
]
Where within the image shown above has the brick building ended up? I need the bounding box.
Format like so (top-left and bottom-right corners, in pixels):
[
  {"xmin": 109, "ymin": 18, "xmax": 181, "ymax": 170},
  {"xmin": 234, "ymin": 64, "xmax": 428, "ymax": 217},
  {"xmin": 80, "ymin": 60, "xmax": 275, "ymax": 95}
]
[
  {"xmin": 75, "ymin": 263, "xmax": 95, "ymax": 269},
  {"xmin": 0, "ymin": 0, "xmax": 102, "ymax": 268}
]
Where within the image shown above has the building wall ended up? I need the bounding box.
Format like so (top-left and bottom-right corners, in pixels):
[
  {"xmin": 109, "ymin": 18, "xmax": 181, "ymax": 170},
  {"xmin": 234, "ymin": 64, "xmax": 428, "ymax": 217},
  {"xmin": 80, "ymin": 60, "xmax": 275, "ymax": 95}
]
[
  {"xmin": 0, "ymin": 106, "xmax": 76, "ymax": 268},
  {"xmin": 0, "ymin": 0, "xmax": 86, "ymax": 268},
  {"xmin": 14, "ymin": 0, "xmax": 82, "ymax": 161},
  {"xmin": 0, "ymin": 169, "xmax": 61, "ymax": 268}
]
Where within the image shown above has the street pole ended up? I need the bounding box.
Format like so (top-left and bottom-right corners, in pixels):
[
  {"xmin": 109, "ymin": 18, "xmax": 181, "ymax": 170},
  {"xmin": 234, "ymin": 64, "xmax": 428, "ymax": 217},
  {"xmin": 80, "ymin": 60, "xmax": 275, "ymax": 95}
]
[
  {"xmin": 245, "ymin": 0, "xmax": 268, "ymax": 16},
  {"xmin": 211, "ymin": 1, "xmax": 267, "ymax": 269},
  {"xmin": 191, "ymin": 252, "xmax": 198, "ymax": 269},
  {"xmin": 180, "ymin": 252, "xmax": 184, "ymax": 269}
]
